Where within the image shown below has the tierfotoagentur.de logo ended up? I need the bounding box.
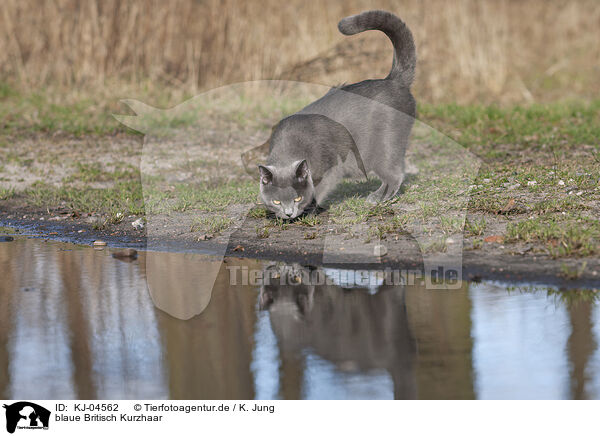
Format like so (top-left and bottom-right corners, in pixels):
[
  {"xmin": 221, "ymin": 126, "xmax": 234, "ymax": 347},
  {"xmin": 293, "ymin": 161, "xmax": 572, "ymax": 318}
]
[{"xmin": 2, "ymin": 402, "xmax": 50, "ymax": 434}]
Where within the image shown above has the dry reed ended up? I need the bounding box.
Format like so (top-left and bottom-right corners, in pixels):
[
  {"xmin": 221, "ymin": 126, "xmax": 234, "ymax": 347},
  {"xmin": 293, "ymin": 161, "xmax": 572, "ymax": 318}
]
[{"xmin": 1, "ymin": 0, "xmax": 599, "ymax": 104}]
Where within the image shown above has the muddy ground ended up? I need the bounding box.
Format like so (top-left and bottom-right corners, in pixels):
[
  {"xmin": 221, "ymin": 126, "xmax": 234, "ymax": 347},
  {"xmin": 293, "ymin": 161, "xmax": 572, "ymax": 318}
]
[
  {"xmin": 1, "ymin": 98, "xmax": 599, "ymax": 289},
  {"xmin": 1, "ymin": 138, "xmax": 599, "ymax": 289},
  {"xmin": 1, "ymin": 207, "xmax": 599, "ymax": 289}
]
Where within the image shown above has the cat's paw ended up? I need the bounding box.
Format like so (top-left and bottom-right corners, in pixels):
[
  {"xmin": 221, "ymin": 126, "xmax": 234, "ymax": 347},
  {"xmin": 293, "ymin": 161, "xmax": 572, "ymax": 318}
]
[{"xmin": 366, "ymin": 193, "xmax": 381, "ymax": 204}]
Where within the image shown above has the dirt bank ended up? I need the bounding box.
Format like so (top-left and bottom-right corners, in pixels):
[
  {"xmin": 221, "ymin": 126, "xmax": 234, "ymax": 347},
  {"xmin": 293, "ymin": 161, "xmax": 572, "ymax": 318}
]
[{"xmin": 1, "ymin": 206, "xmax": 599, "ymax": 290}]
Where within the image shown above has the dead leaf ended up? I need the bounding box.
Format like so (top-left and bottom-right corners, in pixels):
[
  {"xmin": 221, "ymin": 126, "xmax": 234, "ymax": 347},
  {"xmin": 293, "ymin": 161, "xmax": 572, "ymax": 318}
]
[
  {"xmin": 233, "ymin": 245, "xmax": 244, "ymax": 252},
  {"xmin": 484, "ymin": 235, "xmax": 504, "ymax": 243},
  {"xmin": 498, "ymin": 198, "xmax": 516, "ymax": 215}
]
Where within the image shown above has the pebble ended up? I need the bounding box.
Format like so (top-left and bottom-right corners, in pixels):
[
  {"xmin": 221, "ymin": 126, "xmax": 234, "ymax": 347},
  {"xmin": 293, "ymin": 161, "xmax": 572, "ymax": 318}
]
[
  {"xmin": 93, "ymin": 240, "xmax": 107, "ymax": 247},
  {"xmin": 373, "ymin": 244, "xmax": 387, "ymax": 257},
  {"xmin": 84, "ymin": 216, "xmax": 103, "ymax": 225},
  {"xmin": 132, "ymin": 218, "xmax": 145, "ymax": 230}
]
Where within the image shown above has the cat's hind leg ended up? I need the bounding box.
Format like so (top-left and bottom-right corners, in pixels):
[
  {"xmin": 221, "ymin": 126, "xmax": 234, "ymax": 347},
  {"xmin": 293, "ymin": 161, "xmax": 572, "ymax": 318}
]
[
  {"xmin": 366, "ymin": 182, "xmax": 389, "ymax": 204},
  {"xmin": 367, "ymin": 161, "xmax": 405, "ymax": 203}
]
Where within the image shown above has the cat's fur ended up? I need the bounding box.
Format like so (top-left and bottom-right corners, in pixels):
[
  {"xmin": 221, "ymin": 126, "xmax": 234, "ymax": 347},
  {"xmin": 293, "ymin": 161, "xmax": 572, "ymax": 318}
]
[{"xmin": 259, "ymin": 10, "xmax": 417, "ymax": 219}]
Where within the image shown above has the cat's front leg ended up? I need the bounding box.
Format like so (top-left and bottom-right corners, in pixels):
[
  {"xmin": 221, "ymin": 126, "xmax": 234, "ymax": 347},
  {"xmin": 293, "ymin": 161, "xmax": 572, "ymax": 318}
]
[{"xmin": 314, "ymin": 165, "xmax": 344, "ymax": 205}]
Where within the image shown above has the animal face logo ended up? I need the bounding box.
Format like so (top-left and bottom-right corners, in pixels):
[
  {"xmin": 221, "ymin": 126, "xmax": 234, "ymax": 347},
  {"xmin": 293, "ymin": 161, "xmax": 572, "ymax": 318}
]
[
  {"xmin": 114, "ymin": 80, "xmax": 480, "ymax": 320},
  {"xmin": 2, "ymin": 402, "xmax": 50, "ymax": 434}
]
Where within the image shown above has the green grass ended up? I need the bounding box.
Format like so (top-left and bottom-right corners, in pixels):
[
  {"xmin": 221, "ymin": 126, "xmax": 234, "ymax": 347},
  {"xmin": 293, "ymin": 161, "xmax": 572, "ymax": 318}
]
[
  {"xmin": 506, "ymin": 214, "xmax": 600, "ymax": 258},
  {"xmin": 145, "ymin": 180, "xmax": 258, "ymax": 213},
  {"xmin": 24, "ymin": 180, "xmax": 144, "ymax": 216},
  {"xmin": 424, "ymin": 238, "xmax": 448, "ymax": 253},
  {"xmin": 0, "ymin": 80, "xmax": 317, "ymax": 138},
  {"xmin": 440, "ymin": 216, "xmax": 465, "ymax": 234},
  {"xmin": 465, "ymin": 217, "xmax": 487, "ymax": 236},
  {"xmin": 247, "ymin": 206, "xmax": 268, "ymax": 219},
  {"xmin": 64, "ymin": 162, "xmax": 138, "ymax": 184},
  {"xmin": 296, "ymin": 214, "xmax": 322, "ymax": 227},
  {"xmin": 418, "ymin": 100, "xmax": 600, "ymax": 154},
  {"xmin": 190, "ymin": 216, "xmax": 233, "ymax": 234},
  {"xmin": 255, "ymin": 225, "xmax": 270, "ymax": 239},
  {"xmin": 0, "ymin": 86, "xmax": 129, "ymax": 136},
  {"xmin": 0, "ymin": 187, "xmax": 15, "ymax": 200}
]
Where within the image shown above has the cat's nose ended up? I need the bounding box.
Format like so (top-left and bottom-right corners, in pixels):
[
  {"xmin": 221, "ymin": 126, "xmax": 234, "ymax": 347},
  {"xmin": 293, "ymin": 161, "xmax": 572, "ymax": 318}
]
[{"xmin": 283, "ymin": 206, "xmax": 294, "ymax": 217}]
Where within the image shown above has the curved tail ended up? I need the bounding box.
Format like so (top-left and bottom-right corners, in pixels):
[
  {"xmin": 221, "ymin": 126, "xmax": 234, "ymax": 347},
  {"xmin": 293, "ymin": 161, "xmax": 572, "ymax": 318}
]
[{"xmin": 338, "ymin": 10, "xmax": 416, "ymax": 87}]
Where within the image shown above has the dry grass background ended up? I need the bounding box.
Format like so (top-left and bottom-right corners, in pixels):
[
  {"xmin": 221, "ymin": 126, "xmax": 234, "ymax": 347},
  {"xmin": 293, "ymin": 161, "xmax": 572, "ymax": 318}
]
[{"xmin": 1, "ymin": 0, "xmax": 599, "ymax": 104}]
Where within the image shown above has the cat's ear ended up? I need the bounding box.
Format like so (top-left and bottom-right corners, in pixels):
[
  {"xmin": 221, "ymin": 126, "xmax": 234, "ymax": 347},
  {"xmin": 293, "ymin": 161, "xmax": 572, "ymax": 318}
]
[
  {"xmin": 294, "ymin": 159, "xmax": 309, "ymax": 181},
  {"xmin": 258, "ymin": 165, "xmax": 274, "ymax": 185}
]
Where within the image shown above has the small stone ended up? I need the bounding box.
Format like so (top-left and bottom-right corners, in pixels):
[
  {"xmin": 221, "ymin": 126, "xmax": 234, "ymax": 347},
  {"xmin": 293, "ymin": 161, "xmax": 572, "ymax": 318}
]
[
  {"xmin": 197, "ymin": 234, "xmax": 213, "ymax": 241},
  {"xmin": 112, "ymin": 248, "xmax": 138, "ymax": 260},
  {"xmin": 84, "ymin": 216, "xmax": 103, "ymax": 225},
  {"xmin": 93, "ymin": 240, "xmax": 107, "ymax": 247},
  {"xmin": 515, "ymin": 245, "xmax": 533, "ymax": 255},
  {"xmin": 373, "ymin": 244, "xmax": 387, "ymax": 257},
  {"xmin": 132, "ymin": 218, "xmax": 145, "ymax": 230},
  {"xmin": 527, "ymin": 180, "xmax": 537, "ymax": 186},
  {"xmin": 558, "ymin": 180, "xmax": 565, "ymax": 186}
]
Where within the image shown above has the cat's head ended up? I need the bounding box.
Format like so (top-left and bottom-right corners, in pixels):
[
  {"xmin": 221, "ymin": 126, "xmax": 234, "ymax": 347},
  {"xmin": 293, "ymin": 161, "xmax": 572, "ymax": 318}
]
[
  {"xmin": 258, "ymin": 159, "xmax": 314, "ymax": 219},
  {"xmin": 259, "ymin": 263, "xmax": 315, "ymax": 317}
]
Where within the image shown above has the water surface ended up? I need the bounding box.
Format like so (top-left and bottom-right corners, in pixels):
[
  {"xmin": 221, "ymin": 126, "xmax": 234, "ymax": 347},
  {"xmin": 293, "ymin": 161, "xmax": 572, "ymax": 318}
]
[{"xmin": 1, "ymin": 237, "xmax": 599, "ymax": 399}]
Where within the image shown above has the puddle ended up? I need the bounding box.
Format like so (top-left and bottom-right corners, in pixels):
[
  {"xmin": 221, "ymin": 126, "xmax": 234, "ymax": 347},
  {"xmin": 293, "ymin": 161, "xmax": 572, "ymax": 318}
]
[{"xmin": 1, "ymin": 237, "xmax": 599, "ymax": 399}]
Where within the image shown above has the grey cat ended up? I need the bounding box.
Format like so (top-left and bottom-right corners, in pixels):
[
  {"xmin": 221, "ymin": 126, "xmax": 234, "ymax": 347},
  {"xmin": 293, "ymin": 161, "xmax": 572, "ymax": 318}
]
[{"xmin": 259, "ymin": 10, "xmax": 417, "ymax": 219}]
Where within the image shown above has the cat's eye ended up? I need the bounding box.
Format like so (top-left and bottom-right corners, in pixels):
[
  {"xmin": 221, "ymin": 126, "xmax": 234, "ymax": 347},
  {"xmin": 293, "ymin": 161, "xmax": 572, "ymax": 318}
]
[
  {"xmin": 294, "ymin": 196, "xmax": 303, "ymax": 202},
  {"xmin": 272, "ymin": 200, "xmax": 281, "ymax": 205}
]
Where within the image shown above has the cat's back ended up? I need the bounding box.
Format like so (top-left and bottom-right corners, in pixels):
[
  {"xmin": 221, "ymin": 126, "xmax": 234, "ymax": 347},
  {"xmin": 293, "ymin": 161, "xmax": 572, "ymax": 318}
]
[
  {"xmin": 300, "ymin": 79, "xmax": 415, "ymax": 119},
  {"xmin": 267, "ymin": 113, "xmax": 363, "ymax": 179},
  {"xmin": 268, "ymin": 114, "xmax": 353, "ymax": 159}
]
